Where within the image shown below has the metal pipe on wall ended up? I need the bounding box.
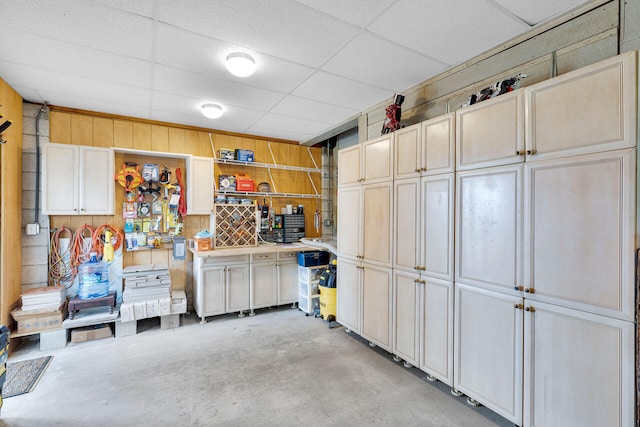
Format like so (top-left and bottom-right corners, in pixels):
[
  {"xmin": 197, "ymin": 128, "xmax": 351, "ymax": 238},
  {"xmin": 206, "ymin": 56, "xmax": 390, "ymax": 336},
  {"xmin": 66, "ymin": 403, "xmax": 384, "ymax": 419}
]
[{"xmin": 34, "ymin": 101, "xmax": 49, "ymax": 224}]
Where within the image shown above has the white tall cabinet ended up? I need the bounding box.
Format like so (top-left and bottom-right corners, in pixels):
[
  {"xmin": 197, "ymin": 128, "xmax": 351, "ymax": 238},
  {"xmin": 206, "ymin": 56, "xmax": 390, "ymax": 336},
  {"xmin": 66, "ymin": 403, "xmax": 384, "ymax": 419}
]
[
  {"xmin": 337, "ymin": 134, "xmax": 393, "ymax": 351},
  {"xmin": 336, "ymin": 50, "xmax": 637, "ymax": 427}
]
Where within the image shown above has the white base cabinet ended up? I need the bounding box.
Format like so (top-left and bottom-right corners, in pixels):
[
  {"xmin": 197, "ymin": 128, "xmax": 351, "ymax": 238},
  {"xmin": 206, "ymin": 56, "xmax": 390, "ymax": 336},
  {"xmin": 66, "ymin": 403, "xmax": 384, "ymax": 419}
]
[
  {"xmin": 336, "ymin": 257, "xmax": 361, "ymax": 334},
  {"xmin": 276, "ymin": 252, "xmax": 298, "ymax": 306},
  {"xmin": 524, "ymin": 300, "xmax": 635, "ymax": 427},
  {"xmin": 250, "ymin": 253, "xmax": 277, "ymax": 314},
  {"xmin": 361, "ymin": 264, "xmax": 393, "ymax": 352}
]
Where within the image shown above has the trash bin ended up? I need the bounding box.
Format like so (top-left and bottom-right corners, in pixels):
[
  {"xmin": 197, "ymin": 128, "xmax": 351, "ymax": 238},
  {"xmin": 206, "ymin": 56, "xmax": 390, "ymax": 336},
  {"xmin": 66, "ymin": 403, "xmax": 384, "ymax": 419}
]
[{"xmin": 318, "ymin": 260, "xmax": 337, "ymax": 322}]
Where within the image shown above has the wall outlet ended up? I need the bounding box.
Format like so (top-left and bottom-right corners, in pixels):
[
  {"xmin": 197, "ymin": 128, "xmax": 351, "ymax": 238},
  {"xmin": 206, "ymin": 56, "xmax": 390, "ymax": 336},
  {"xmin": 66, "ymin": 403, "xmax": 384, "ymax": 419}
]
[
  {"xmin": 324, "ymin": 219, "xmax": 333, "ymax": 227},
  {"xmin": 25, "ymin": 223, "xmax": 40, "ymax": 235}
]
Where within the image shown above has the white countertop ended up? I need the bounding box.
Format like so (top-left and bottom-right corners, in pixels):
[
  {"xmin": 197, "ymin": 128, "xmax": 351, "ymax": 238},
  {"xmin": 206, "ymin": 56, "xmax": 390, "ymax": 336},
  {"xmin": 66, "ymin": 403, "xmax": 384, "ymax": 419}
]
[
  {"xmin": 189, "ymin": 242, "xmax": 315, "ymax": 258},
  {"xmin": 299, "ymin": 237, "xmax": 337, "ymax": 255}
]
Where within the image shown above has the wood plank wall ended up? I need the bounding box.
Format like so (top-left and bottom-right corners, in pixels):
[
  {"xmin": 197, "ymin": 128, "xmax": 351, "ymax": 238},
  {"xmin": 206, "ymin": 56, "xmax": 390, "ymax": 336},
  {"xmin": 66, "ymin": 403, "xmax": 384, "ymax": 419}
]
[
  {"xmin": 0, "ymin": 78, "xmax": 24, "ymax": 328},
  {"xmin": 48, "ymin": 109, "xmax": 322, "ymax": 293}
]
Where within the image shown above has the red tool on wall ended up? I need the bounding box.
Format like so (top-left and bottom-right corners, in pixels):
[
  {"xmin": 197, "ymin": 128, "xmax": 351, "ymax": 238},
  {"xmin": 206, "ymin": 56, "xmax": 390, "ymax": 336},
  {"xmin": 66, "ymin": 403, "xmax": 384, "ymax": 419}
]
[{"xmin": 175, "ymin": 167, "xmax": 187, "ymax": 217}]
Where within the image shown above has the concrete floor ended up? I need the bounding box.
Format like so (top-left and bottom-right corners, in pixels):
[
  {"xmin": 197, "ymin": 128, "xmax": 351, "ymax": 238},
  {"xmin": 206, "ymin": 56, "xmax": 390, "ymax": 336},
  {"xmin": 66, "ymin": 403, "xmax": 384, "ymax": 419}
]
[{"xmin": 1, "ymin": 307, "xmax": 512, "ymax": 427}]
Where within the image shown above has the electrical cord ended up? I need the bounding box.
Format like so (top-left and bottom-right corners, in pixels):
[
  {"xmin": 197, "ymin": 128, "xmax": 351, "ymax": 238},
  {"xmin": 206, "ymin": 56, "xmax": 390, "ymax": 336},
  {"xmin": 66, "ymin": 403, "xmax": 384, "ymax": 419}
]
[
  {"xmin": 49, "ymin": 226, "xmax": 74, "ymax": 287},
  {"xmin": 71, "ymin": 224, "xmax": 95, "ymax": 276},
  {"xmin": 91, "ymin": 224, "xmax": 124, "ymax": 257}
]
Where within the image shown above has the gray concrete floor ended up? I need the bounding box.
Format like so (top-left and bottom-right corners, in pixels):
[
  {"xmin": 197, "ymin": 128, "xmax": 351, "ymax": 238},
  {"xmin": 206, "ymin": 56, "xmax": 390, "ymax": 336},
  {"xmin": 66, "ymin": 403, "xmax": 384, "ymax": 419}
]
[{"xmin": 1, "ymin": 307, "xmax": 512, "ymax": 427}]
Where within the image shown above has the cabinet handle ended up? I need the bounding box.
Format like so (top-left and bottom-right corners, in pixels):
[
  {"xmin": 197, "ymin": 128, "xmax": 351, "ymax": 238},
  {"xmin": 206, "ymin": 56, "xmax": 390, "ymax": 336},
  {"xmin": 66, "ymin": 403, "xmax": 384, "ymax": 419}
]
[
  {"xmin": 515, "ymin": 150, "xmax": 521, "ymax": 156},
  {"xmin": 513, "ymin": 303, "xmax": 523, "ymax": 310},
  {"xmin": 421, "ymin": 167, "xmax": 427, "ymax": 172},
  {"xmin": 526, "ymin": 149, "xmax": 536, "ymax": 155},
  {"xmin": 524, "ymin": 306, "xmax": 535, "ymax": 312},
  {"xmin": 524, "ymin": 287, "xmax": 534, "ymax": 293},
  {"xmin": 420, "ymin": 279, "xmax": 426, "ymax": 284},
  {"xmin": 514, "ymin": 285, "xmax": 522, "ymax": 291},
  {"xmin": 421, "ymin": 266, "xmax": 426, "ymax": 271},
  {"xmin": 415, "ymin": 168, "xmax": 421, "ymax": 173}
]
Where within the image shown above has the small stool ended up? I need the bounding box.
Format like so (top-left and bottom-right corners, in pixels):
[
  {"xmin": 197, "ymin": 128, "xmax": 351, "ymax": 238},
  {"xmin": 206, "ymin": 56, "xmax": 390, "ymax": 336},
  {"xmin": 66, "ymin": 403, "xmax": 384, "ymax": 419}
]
[{"xmin": 68, "ymin": 291, "xmax": 116, "ymax": 320}]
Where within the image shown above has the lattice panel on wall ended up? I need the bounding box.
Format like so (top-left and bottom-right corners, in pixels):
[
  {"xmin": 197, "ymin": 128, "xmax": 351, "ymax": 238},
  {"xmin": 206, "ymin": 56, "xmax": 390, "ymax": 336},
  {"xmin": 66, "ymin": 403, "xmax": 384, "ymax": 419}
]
[{"xmin": 214, "ymin": 204, "xmax": 258, "ymax": 248}]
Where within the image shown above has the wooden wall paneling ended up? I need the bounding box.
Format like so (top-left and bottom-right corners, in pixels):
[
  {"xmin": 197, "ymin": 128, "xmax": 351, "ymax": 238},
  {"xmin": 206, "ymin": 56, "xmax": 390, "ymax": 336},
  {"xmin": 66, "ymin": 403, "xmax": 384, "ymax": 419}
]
[
  {"xmin": 93, "ymin": 117, "xmax": 114, "ymax": 148},
  {"xmin": 253, "ymin": 139, "xmax": 272, "ymax": 164},
  {"xmin": 0, "ymin": 79, "xmax": 23, "ymax": 329},
  {"xmin": 193, "ymin": 132, "xmax": 210, "ymax": 157},
  {"xmin": 71, "ymin": 114, "xmax": 93, "ymax": 146},
  {"xmin": 49, "ymin": 111, "xmax": 71, "ymax": 144},
  {"xmin": 132, "ymin": 122, "xmax": 151, "ymax": 151},
  {"xmin": 168, "ymin": 128, "xmax": 185, "ymax": 154},
  {"xmin": 169, "ymin": 255, "xmax": 187, "ymax": 291},
  {"xmin": 184, "ymin": 130, "xmax": 200, "ymax": 156},
  {"xmin": 132, "ymin": 250, "xmax": 152, "ymax": 265},
  {"xmin": 113, "ymin": 120, "xmax": 133, "ymax": 149},
  {"xmin": 151, "ymin": 125, "xmax": 169, "ymax": 153}
]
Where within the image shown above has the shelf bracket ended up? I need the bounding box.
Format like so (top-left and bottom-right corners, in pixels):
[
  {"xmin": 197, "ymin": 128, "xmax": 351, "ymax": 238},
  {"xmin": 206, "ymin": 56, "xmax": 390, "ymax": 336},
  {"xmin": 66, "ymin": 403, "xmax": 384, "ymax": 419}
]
[
  {"xmin": 267, "ymin": 142, "xmax": 279, "ymax": 167},
  {"xmin": 209, "ymin": 133, "xmax": 216, "ymax": 159},
  {"xmin": 307, "ymin": 146, "xmax": 319, "ymax": 170},
  {"xmin": 268, "ymin": 168, "xmax": 278, "ymax": 194},
  {"xmin": 307, "ymin": 172, "xmax": 319, "ymax": 197}
]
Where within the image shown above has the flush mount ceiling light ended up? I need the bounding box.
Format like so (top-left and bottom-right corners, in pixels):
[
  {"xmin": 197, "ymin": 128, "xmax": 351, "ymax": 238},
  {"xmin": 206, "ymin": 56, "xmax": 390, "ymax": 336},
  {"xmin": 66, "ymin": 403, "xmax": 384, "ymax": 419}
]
[
  {"xmin": 225, "ymin": 52, "xmax": 256, "ymax": 77},
  {"xmin": 201, "ymin": 103, "xmax": 223, "ymax": 119}
]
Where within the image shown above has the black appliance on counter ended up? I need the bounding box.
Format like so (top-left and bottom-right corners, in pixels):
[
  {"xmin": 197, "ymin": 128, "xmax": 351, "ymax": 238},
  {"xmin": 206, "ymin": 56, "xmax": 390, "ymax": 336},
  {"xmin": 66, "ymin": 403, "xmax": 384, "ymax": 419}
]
[{"xmin": 260, "ymin": 214, "xmax": 305, "ymax": 243}]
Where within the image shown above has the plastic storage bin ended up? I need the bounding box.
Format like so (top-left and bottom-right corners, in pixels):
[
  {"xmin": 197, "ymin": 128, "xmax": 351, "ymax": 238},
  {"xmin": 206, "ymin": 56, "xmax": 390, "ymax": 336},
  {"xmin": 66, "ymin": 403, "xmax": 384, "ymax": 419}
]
[{"xmin": 297, "ymin": 251, "xmax": 330, "ymax": 267}]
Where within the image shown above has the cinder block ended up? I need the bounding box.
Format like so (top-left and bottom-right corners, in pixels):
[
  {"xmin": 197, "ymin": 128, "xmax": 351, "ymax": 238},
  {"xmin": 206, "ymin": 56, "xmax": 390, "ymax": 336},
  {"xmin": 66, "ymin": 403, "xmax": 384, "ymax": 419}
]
[
  {"xmin": 160, "ymin": 314, "xmax": 180, "ymax": 329},
  {"xmin": 39, "ymin": 328, "xmax": 67, "ymax": 350},
  {"xmin": 115, "ymin": 320, "xmax": 137, "ymax": 337}
]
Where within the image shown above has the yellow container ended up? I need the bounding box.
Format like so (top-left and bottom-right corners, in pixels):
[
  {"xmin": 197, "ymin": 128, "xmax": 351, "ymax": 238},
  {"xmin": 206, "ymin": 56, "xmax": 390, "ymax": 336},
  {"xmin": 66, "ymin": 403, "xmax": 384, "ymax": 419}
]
[{"xmin": 319, "ymin": 285, "xmax": 336, "ymax": 321}]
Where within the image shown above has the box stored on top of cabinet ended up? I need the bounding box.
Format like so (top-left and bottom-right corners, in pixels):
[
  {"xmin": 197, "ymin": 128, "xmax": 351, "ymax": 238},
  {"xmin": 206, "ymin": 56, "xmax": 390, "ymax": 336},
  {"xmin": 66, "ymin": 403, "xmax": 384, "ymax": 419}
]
[
  {"xmin": 218, "ymin": 175, "xmax": 236, "ymax": 192},
  {"xmin": 218, "ymin": 148, "xmax": 235, "ymax": 160},
  {"xmin": 297, "ymin": 251, "xmax": 330, "ymax": 267},
  {"xmin": 235, "ymin": 149, "xmax": 254, "ymax": 162}
]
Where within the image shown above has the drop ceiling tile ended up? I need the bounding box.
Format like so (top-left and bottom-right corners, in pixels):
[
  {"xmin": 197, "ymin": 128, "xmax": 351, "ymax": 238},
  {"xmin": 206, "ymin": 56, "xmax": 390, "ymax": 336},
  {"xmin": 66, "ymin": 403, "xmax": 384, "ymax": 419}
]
[
  {"xmin": 152, "ymin": 92, "xmax": 265, "ymax": 125},
  {"xmin": 271, "ymin": 96, "xmax": 358, "ymax": 124},
  {"xmin": 368, "ymin": 0, "xmax": 529, "ymax": 65},
  {"xmin": 244, "ymin": 125, "xmax": 313, "ymax": 142},
  {"xmin": 0, "ymin": 28, "xmax": 152, "ymax": 89},
  {"xmin": 153, "ymin": 65, "xmax": 284, "ymax": 111},
  {"xmin": 491, "ymin": 0, "xmax": 590, "ymax": 25},
  {"xmin": 323, "ymin": 32, "xmax": 448, "ymax": 91},
  {"xmin": 93, "ymin": 0, "xmax": 155, "ymax": 17},
  {"xmin": 293, "ymin": 0, "xmax": 397, "ymax": 28},
  {"xmin": 292, "ymin": 71, "xmax": 393, "ymax": 111},
  {"xmin": 253, "ymin": 112, "xmax": 330, "ymax": 135},
  {"xmin": 40, "ymin": 91, "xmax": 151, "ymax": 121},
  {"xmin": 157, "ymin": 0, "xmax": 359, "ymax": 67},
  {"xmin": 2, "ymin": 0, "xmax": 153, "ymax": 60},
  {"xmin": 155, "ymin": 24, "xmax": 315, "ymax": 93},
  {"xmin": 150, "ymin": 109, "xmax": 253, "ymax": 135}
]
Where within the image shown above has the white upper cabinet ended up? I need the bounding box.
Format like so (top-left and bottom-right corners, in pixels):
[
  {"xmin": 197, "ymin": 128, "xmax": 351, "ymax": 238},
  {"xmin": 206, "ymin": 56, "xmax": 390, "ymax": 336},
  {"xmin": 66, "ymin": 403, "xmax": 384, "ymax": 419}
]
[
  {"xmin": 525, "ymin": 50, "xmax": 637, "ymax": 161},
  {"xmin": 456, "ymin": 90, "xmax": 524, "ymax": 171},
  {"xmin": 455, "ymin": 164, "xmax": 523, "ymax": 295},
  {"xmin": 42, "ymin": 143, "xmax": 114, "ymax": 215},
  {"xmin": 524, "ymin": 149, "xmax": 636, "ymax": 321},
  {"xmin": 393, "ymin": 178, "xmax": 421, "ymax": 272},
  {"xmin": 362, "ymin": 134, "xmax": 393, "ymax": 184},
  {"xmin": 337, "ymin": 144, "xmax": 362, "ymax": 187},
  {"xmin": 362, "ymin": 182, "xmax": 393, "ymax": 268},
  {"xmin": 187, "ymin": 156, "xmax": 214, "ymax": 215},
  {"xmin": 395, "ymin": 114, "xmax": 454, "ymax": 180},
  {"xmin": 336, "ymin": 185, "xmax": 362, "ymax": 260}
]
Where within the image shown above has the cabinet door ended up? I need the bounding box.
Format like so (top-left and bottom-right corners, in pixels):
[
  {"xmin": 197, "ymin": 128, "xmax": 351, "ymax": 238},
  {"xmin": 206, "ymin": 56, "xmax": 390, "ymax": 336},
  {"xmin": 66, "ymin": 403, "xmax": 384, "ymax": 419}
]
[
  {"xmin": 526, "ymin": 50, "xmax": 637, "ymax": 162},
  {"xmin": 524, "ymin": 149, "xmax": 636, "ymax": 321},
  {"xmin": 187, "ymin": 156, "xmax": 214, "ymax": 215},
  {"xmin": 79, "ymin": 146, "xmax": 114, "ymax": 215},
  {"xmin": 41, "ymin": 143, "xmax": 79, "ymax": 214},
  {"xmin": 454, "ymin": 283, "xmax": 523, "ymax": 424},
  {"xmin": 456, "ymin": 89, "xmax": 524, "ymax": 170},
  {"xmin": 420, "ymin": 278, "xmax": 453, "ymax": 386},
  {"xmin": 277, "ymin": 261, "xmax": 298, "ymax": 305},
  {"xmin": 524, "ymin": 301, "xmax": 634, "ymax": 427},
  {"xmin": 394, "ymin": 178, "xmax": 420, "ymax": 273},
  {"xmin": 394, "ymin": 123, "xmax": 421, "ymax": 180},
  {"xmin": 421, "ymin": 173, "xmax": 454, "ymax": 281},
  {"xmin": 200, "ymin": 266, "xmax": 226, "ymax": 317},
  {"xmin": 337, "ymin": 186, "xmax": 362, "ymax": 259},
  {"xmin": 363, "ymin": 134, "xmax": 393, "ymax": 183},
  {"xmin": 422, "ymin": 113, "xmax": 454, "ymax": 175},
  {"xmin": 393, "ymin": 270, "xmax": 420, "ymax": 366},
  {"xmin": 362, "ymin": 182, "xmax": 393, "ymax": 267},
  {"xmin": 226, "ymin": 264, "xmax": 249, "ymax": 313},
  {"xmin": 456, "ymin": 164, "xmax": 523, "ymax": 294},
  {"xmin": 361, "ymin": 264, "xmax": 392, "ymax": 352},
  {"xmin": 250, "ymin": 262, "xmax": 277, "ymax": 309},
  {"xmin": 336, "ymin": 257, "xmax": 361, "ymax": 334},
  {"xmin": 338, "ymin": 144, "xmax": 361, "ymax": 186}
]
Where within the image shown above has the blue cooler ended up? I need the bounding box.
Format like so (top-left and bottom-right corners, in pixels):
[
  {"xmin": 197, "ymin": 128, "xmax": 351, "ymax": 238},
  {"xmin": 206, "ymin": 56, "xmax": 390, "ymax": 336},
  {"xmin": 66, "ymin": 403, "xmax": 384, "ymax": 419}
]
[{"xmin": 297, "ymin": 251, "xmax": 330, "ymax": 267}]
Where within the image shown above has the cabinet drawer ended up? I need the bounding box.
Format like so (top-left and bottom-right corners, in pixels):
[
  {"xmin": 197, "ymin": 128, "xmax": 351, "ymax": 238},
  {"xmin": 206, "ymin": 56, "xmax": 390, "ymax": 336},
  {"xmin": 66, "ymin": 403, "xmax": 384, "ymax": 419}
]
[
  {"xmin": 251, "ymin": 253, "xmax": 276, "ymax": 262},
  {"xmin": 201, "ymin": 255, "xmax": 249, "ymax": 265},
  {"xmin": 277, "ymin": 251, "xmax": 298, "ymax": 262}
]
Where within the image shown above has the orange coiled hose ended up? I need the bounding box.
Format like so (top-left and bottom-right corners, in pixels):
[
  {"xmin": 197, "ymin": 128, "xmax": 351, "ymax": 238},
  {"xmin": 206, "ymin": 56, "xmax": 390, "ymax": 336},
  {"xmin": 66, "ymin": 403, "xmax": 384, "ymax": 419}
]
[
  {"xmin": 71, "ymin": 224, "xmax": 95, "ymax": 276},
  {"xmin": 91, "ymin": 224, "xmax": 124, "ymax": 257}
]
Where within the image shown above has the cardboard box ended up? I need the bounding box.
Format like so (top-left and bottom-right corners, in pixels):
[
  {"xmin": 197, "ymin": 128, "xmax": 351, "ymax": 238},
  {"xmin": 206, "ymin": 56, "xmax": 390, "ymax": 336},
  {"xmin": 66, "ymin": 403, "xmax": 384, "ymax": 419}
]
[
  {"xmin": 218, "ymin": 175, "xmax": 236, "ymax": 192},
  {"xmin": 71, "ymin": 324, "xmax": 112, "ymax": 343},
  {"xmin": 235, "ymin": 149, "xmax": 254, "ymax": 162},
  {"xmin": 11, "ymin": 303, "xmax": 67, "ymax": 335}
]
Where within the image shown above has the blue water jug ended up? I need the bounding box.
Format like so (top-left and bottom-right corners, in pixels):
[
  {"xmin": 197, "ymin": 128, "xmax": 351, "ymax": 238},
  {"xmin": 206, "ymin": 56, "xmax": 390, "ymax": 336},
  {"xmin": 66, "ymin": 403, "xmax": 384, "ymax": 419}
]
[{"xmin": 77, "ymin": 252, "xmax": 109, "ymax": 299}]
